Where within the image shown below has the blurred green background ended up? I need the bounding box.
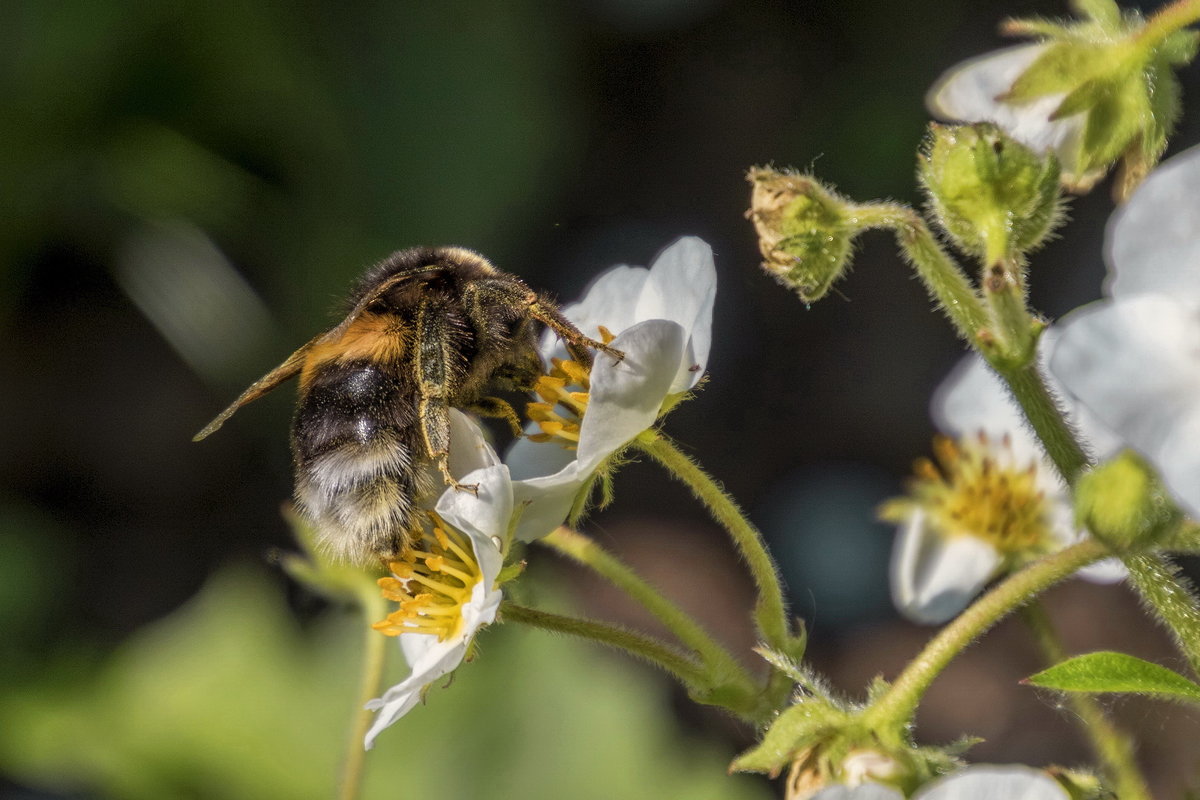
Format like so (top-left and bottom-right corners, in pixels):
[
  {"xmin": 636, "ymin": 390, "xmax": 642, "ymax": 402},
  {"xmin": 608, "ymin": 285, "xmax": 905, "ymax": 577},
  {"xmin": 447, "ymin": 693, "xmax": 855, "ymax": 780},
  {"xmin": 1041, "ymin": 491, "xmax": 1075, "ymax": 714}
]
[{"xmin": 3, "ymin": 1, "xmax": 1200, "ymax": 797}]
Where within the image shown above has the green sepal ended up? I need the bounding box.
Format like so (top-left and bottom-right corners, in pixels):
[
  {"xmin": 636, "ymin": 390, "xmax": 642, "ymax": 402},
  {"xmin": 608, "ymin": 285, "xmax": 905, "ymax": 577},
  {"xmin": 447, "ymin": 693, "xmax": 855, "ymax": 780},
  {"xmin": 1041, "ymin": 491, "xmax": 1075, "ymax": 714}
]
[
  {"xmin": 1072, "ymin": 72, "xmax": 1153, "ymax": 175},
  {"xmin": 1001, "ymin": 41, "xmax": 1115, "ymax": 104},
  {"xmin": 495, "ymin": 559, "xmax": 527, "ymax": 587},
  {"xmin": 1160, "ymin": 29, "xmax": 1200, "ymax": 65},
  {"xmin": 746, "ymin": 168, "xmax": 857, "ymax": 304},
  {"xmin": 1069, "ymin": 0, "xmax": 1121, "ymax": 29},
  {"xmin": 729, "ymin": 699, "xmax": 848, "ymax": 776},
  {"xmin": 920, "ymin": 123, "xmax": 1062, "ymax": 265},
  {"xmin": 1026, "ymin": 650, "xmax": 1200, "ymax": 704}
]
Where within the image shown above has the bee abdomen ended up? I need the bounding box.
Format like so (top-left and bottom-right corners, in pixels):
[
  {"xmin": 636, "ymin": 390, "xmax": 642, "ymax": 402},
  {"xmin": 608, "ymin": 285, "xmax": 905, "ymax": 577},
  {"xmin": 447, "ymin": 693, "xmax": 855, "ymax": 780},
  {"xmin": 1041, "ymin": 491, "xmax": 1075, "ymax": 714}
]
[{"xmin": 292, "ymin": 360, "xmax": 429, "ymax": 563}]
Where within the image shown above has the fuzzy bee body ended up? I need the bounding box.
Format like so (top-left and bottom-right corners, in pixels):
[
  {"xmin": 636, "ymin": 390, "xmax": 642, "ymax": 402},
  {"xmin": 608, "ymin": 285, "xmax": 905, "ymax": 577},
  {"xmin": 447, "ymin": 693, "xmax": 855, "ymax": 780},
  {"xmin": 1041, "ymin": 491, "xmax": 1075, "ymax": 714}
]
[{"xmin": 195, "ymin": 246, "xmax": 614, "ymax": 564}]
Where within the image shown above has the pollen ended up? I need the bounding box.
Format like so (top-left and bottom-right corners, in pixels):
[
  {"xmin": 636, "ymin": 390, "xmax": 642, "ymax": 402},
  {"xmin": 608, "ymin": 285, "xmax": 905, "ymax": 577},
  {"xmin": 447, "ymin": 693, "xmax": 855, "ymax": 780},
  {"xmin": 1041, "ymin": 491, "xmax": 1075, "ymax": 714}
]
[
  {"xmin": 526, "ymin": 357, "xmax": 593, "ymax": 449},
  {"xmin": 886, "ymin": 433, "xmax": 1054, "ymax": 555},
  {"xmin": 372, "ymin": 513, "xmax": 482, "ymax": 641}
]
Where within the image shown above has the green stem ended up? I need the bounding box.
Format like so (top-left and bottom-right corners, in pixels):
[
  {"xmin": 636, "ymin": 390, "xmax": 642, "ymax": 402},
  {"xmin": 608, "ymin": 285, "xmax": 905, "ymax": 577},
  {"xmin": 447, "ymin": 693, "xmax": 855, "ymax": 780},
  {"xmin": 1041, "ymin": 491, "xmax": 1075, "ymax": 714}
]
[
  {"xmin": 981, "ymin": 256, "xmax": 1036, "ymax": 364},
  {"xmin": 501, "ymin": 601, "xmax": 710, "ymax": 689},
  {"xmin": 337, "ymin": 587, "xmax": 389, "ymax": 800},
  {"xmin": 1138, "ymin": 0, "xmax": 1200, "ymax": 49},
  {"xmin": 540, "ymin": 526, "xmax": 756, "ymax": 690},
  {"xmin": 1123, "ymin": 554, "xmax": 1200, "ymax": 677},
  {"xmin": 994, "ymin": 361, "xmax": 1091, "ymax": 483},
  {"xmin": 862, "ymin": 538, "xmax": 1108, "ymax": 728},
  {"xmin": 1021, "ymin": 602, "xmax": 1151, "ymax": 800},
  {"xmin": 635, "ymin": 432, "xmax": 790, "ymax": 652},
  {"xmin": 850, "ymin": 203, "xmax": 989, "ymax": 343}
]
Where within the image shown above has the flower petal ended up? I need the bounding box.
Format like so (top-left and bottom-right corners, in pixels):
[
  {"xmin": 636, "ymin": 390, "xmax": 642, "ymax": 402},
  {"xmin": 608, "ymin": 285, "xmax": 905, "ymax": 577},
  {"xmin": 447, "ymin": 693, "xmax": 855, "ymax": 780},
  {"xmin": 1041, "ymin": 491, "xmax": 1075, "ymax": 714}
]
[
  {"xmin": 446, "ymin": 409, "xmax": 501, "ymax": 479},
  {"xmin": 511, "ymin": 466, "xmax": 587, "ymax": 542},
  {"xmin": 1050, "ymin": 294, "xmax": 1200, "ymax": 518},
  {"xmin": 926, "ymin": 44, "xmax": 1087, "ymax": 180},
  {"xmin": 1107, "ymin": 143, "xmax": 1200, "ymax": 298},
  {"xmin": 914, "ymin": 765, "xmax": 1069, "ymax": 800},
  {"xmin": 435, "ymin": 464, "xmax": 512, "ymax": 584},
  {"xmin": 363, "ymin": 636, "xmax": 469, "ymax": 749},
  {"xmin": 633, "ymin": 236, "xmax": 717, "ymax": 390},
  {"xmin": 891, "ymin": 507, "xmax": 1002, "ymax": 624},
  {"xmin": 576, "ymin": 319, "xmax": 686, "ymax": 471},
  {"xmin": 541, "ymin": 265, "xmax": 650, "ymax": 360}
]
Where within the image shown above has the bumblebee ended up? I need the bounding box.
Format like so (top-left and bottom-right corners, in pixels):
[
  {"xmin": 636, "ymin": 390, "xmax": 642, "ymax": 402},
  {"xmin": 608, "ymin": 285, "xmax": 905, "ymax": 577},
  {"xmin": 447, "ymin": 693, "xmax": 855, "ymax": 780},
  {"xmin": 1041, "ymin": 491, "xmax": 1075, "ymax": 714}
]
[{"xmin": 195, "ymin": 246, "xmax": 617, "ymax": 564}]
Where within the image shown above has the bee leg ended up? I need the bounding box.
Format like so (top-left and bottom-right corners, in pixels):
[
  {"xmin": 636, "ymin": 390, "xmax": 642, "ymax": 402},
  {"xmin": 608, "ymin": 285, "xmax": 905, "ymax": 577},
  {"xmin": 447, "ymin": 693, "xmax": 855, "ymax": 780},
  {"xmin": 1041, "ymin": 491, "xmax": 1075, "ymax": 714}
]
[
  {"xmin": 465, "ymin": 279, "xmax": 624, "ymax": 367},
  {"xmin": 465, "ymin": 396, "xmax": 525, "ymax": 436},
  {"xmin": 415, "ymin": 298, "xmax": 479, "ymax": 496},
  {"xmin": 528, "ymin": 293, "xmax": 624, "ymax": 367}
]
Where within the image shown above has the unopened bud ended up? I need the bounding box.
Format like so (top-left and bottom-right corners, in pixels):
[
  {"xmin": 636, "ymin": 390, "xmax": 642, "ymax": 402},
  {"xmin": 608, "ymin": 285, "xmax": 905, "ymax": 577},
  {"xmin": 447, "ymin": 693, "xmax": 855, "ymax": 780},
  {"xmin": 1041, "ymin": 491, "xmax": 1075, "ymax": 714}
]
[
  {"xmin": 747, "ymin": 167, "xmax": 855, "ymax": 303},
  {"xmin": 920, "ymin": 123, "xmax": 1062, "ymax": 266},
  {"xmin": 1075, "ymin": 451, "xmax": 1171, "ymax": 551}
]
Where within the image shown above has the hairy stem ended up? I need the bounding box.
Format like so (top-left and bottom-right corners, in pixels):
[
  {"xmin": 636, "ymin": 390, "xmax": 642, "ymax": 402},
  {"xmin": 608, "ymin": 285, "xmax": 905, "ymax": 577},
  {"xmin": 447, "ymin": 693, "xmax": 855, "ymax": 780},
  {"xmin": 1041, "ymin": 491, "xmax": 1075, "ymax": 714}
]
[
  {"xmin": 635, "ymin": 432, "xmax": 790, "ymax": 652},
  {"xmin": 1138, "ymin": 0, "xmax": 1200, "ymax": 48},
  {"xmin": 863, "ymin": 539, "xmax": 1108, "ymax": 728},
  {"xmin": 994, "ymin": 361, "xmax": 1091, "ymax": 483},
  {"xmin": 850, "ymin": 203, "xmax": 989, "ymax": 343},
  {"xmin": 541, "ymin": 526, "xmax": 756, "ymax": 690},
  {"xmin": 338, "ymin": 587, "xmax": 388, "ymax": 800},
  {"xmin": 1124, "ymin": 554, "xmax": 1200, "ymax": 677},
  {"xmin": 502, "ymin": 602, "xmax": 710, "ymax": 689},
  {"xmin": 1021, "ymin": 602, "xmax": 1151, "ymax": 800}
]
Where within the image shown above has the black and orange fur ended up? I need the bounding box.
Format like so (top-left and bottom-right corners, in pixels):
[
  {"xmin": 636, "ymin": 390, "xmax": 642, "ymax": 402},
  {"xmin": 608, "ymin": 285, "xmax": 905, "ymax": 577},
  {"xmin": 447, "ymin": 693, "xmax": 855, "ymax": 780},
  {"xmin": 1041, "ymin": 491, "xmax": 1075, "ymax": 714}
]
[{"xmin": 194, "ymin": 246, "xmax": 617, "ymax": 564}]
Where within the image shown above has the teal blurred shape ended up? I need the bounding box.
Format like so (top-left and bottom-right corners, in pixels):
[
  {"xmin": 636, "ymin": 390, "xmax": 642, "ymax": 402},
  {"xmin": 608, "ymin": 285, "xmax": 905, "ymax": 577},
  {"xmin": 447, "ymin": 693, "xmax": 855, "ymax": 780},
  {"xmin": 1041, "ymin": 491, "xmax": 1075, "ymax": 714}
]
[{"xmin": 758, "ymin": 464, "xmax": 894, "ymax": 628}]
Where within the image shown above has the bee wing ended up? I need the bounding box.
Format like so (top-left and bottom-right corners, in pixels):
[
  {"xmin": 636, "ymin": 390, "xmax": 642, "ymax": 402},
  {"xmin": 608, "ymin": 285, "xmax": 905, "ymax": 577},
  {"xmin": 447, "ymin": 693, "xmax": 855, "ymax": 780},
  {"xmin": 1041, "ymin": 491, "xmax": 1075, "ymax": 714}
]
[
  {"xmin": 194, "ymin": 266, "xmax": 433, "ymax": 442},
  {"xmin": 192, "ymin": 333, "xmax": 325, "ymax": 441}
]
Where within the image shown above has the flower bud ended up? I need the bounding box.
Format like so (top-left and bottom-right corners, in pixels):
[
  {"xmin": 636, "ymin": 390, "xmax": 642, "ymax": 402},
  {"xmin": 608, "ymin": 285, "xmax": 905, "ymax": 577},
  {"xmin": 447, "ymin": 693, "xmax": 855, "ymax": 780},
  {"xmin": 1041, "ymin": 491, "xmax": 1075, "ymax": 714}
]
[
  {"xmin": 929, "ymin": 0, "xmax": 1198, "ymax": 198},
  {"xmin": 1075, "ymin": 451, "xmax": 1171, "ymax": 551},
  {"xmin": 920, "ymin": 123, "xmax": 1062, "ymax": 266},
  {"xmin": 746, "ymin": 167, "xmax": 855, "ymax": 303}
]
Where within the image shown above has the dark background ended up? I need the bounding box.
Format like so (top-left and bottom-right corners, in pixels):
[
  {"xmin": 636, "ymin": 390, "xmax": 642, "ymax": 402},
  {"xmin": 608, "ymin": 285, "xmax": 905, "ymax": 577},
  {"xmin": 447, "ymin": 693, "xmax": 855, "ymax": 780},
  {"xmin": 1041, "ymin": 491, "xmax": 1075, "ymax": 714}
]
[{"xmin": 3, "ymin": 0, "xmax": 1200, "ymax": 796}]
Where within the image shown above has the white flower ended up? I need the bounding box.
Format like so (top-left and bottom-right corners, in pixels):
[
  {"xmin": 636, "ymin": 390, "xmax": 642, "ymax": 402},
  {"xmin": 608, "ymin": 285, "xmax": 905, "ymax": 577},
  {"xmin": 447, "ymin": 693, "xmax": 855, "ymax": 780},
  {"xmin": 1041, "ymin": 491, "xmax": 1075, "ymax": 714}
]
[
  {"xmin": 505, "ymin": 236, "xmax": 717, "ymax": 540},
  {"xmin": 1050, "ymin": 144, "xmax": 1200, "ymax": 520},
  {"xmin": 887, "ymin": 347, "xmax": 1124, "ymax": 625},
  {"xmin": 810, "ymin": 765, "xmax": 1069, "ymax": 800},
  {"xmin": 363, "ymin": 423, "xmax": 512, "ymax": 748},
  {"xmin": 927, "ymin": 44, "xmax": 1097, "ymax": 190}
]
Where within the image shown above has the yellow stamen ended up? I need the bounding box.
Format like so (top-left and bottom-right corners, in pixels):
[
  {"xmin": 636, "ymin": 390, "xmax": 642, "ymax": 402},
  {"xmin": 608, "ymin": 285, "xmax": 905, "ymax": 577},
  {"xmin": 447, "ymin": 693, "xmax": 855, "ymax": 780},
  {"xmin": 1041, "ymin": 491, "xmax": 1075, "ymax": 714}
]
[
  {"xmin": 372, "ymin": 513, "xmax": 484, "ymax": 641},
  {"xmin": 882, "ymin": 433, "xmax": 1055, "ymax": 556},
  {"xmin": 526, "ymin": 346, "xmax": 601, "ymax": 450}
]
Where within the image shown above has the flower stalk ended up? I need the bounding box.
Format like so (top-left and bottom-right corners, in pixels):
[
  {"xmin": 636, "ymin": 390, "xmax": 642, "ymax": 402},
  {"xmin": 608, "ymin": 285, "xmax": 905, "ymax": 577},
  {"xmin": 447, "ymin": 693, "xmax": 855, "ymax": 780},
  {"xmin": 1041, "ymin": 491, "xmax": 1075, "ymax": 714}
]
[
  {"xmin": 1137, "ymin": 0, "xmax": 1200, "ymax": 50},
  {"xmin": 1123, "ymin": 554, "xmax": 1200, "ymax": 677},
  {"xmin": 501, "ymin": 601, "xmax": 713, "ymax": 694},
  {"xmin": 540, "ymin": 526, "xmax": 757, "ymax": 692},
  {"xmin": 862, "ymin": 538, "xmax": 1109, "ymax": 730},
  {"xmin": 338, "ymin": 583, "xmax": 388, "ymax": 800},
  {"xmin": 634, "ymin": 431, "xmax": 791, "ymax": 653},
  {"xmin": 1020, "ymin": 602, "xmax": 1151, "ymax": 800},
  {"xmin": 993, "ymin": 361, "xmax": 1090, "ymax": 484},
  {"xmin": 849, "ymin": 203, "xmax": 989, "ymax": 343}
]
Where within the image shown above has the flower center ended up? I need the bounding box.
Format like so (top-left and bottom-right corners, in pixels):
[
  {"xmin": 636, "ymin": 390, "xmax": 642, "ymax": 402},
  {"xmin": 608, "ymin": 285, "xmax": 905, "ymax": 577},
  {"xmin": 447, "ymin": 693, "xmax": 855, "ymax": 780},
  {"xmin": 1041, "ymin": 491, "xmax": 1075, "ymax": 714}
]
[
  {"xmin": 895, "ymin": 433, "xmax": 1053, "ymax": 555},
  {"xmin": 525, "ymin": 326, "xmax": 614, "ymax": 450},
  {"xmin": 372, "ymin": 513, "xmax": 482, "ymax": 641}
]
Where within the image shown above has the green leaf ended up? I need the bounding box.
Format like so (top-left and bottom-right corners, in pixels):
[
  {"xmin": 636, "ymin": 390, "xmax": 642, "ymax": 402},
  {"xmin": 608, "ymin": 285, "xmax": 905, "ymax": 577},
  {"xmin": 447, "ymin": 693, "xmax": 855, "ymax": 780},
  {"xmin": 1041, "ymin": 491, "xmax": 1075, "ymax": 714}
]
[
  {"xmin": 1026, "ymin": 651, "xmax": 1200, "ymax": 703},
  {"xmin": 1070, "ymin": 0, "xmax": 1121, "ymax": 30}
]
